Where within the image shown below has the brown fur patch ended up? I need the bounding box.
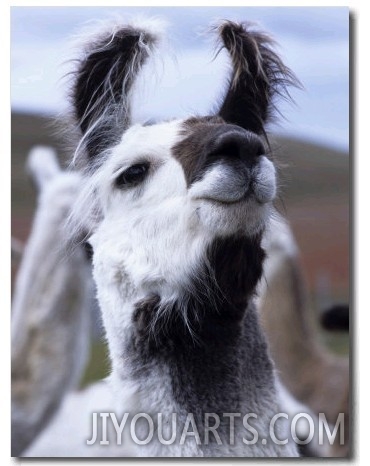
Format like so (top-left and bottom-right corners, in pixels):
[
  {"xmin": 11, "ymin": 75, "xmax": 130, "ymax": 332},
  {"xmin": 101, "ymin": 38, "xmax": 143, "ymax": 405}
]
[
  {"xmin": 171, "ymin": 116, "xmax": 225, "ymax": 185},
  {"xmin": 172, "ymin": 116, "xmax": 268, "ymax": 186}
]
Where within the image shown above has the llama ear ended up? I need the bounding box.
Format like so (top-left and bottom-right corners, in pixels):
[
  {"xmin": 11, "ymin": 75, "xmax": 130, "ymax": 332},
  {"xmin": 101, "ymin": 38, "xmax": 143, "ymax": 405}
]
[
  {"xmin": 216, "ymin": 21, "xmax": 298, "ymax": 136},
  {"xmin": 71, "ymin": 20, "xmax": 161, "ymax": 162}
]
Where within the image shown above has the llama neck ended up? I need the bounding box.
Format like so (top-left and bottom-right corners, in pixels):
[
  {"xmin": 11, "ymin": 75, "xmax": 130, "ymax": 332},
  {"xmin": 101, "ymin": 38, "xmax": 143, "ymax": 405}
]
[
  {"xmin": 96, "ymin": 233, "xmax": 295, "ymax": 455},
  {"xmin": 121, "ymin": 235, "xmax": 277, "ymax": 420}
]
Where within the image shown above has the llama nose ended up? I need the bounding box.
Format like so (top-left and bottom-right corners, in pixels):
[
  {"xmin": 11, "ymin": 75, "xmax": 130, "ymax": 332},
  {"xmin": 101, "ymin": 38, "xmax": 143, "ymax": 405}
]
[{"xmin": 208, "ymin": 128, "xmax": 265, "ymax": 165}]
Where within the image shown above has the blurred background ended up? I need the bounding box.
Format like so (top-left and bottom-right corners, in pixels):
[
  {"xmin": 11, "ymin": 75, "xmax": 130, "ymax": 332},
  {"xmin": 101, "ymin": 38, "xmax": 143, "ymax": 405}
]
[{"xmin": 11, "ymin": 6, "xmax": 349, "ymax": 385}]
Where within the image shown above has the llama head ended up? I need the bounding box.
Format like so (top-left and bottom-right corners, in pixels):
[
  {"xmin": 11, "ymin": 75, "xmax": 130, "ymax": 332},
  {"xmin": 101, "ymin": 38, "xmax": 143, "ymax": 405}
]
[{"xmin": 68, "ymin": 18, "xmax": 297, "ymax": 351}]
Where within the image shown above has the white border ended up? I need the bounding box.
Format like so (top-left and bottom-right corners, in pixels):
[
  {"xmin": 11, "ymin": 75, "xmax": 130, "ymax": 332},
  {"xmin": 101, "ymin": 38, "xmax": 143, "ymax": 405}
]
[{"xmin": 3, "ymin": 1, "xmax": 366, "ymax": 465}]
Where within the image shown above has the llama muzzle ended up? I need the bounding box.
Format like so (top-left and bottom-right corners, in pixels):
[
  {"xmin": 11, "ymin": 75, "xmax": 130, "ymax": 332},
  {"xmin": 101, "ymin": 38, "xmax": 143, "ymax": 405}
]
[{"xmin": 188, "ymin": 127, "xmax": 275, "ymax": 206}]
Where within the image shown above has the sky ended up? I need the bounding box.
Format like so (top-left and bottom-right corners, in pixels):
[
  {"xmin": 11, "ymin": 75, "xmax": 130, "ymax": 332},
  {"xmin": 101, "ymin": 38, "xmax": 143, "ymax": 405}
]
[{"xmin": 11, "ymin": 7, "xmax": 349, "ymax": 151}]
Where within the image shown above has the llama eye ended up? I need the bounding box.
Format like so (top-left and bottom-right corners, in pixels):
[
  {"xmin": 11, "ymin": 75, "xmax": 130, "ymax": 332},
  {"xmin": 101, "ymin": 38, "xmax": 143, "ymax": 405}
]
[{"xmin": 115, "ymin": 163, "xmax": 150, "ymax": 188}]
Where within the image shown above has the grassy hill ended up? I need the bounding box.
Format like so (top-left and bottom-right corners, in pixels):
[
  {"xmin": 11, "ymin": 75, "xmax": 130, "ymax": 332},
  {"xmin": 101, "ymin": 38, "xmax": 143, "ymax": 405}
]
[{"xmin": 271, "ymin": 137, "xmax": 349, "ymax": 303}]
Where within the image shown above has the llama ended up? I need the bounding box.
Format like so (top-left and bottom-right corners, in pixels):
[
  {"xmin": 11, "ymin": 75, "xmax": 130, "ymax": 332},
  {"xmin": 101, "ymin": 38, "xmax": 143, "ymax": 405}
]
[
  {"xmin": 60, "ymin": 17, "xmax": 300, "ymax": 457},
  {"xmin": 11, "ymin": 147, "xmax": 93, "ymax": 456},
  {"xmin": 258, "ymin": 217, "xmax": 350, "ymax": 456},
  {"xmin": 17, "ymin": 149, "xmax": 327, "ymax": 458}
]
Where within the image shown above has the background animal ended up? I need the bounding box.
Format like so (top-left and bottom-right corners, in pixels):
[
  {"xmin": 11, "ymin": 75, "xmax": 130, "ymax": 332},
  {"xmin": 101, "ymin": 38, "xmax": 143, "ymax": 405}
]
[
  {"xmin": 258, "ymin": 215, "xmax": 350, "ymax": 457},
  {"xmin": 11, "ymin": 147, "xmax": 93, "ymax": 456}
]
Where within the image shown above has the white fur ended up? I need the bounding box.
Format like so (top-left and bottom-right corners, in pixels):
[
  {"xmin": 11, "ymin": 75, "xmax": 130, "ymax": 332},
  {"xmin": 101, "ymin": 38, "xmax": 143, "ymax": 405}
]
[
  {"xmin": 252, "ymin": 156, "xmax": 276, "ymax": 203},
  {"xmin": 276, "ymin": 380, "xmax": 332, "ymax": 457},
  {"xmin": 257, "ymin": 213, "xmax": 299, "ymax": 302},
  {"xmin": 23, "ymin": 381, "xmax": 136, "ymax": 457},
  {"xmin": 26, "ymin": 146, "xmax": 60, "ymax": 190}
]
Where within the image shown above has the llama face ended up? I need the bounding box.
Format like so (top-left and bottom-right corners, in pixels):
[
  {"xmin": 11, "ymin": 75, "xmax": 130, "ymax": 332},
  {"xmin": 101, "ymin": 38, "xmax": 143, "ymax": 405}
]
[
  {"xmin": 93, "ymin": 115, "xmax": 276, "ymax": 231},
  {"xmin": 86, "ymin": 115, "xmax": 274, "ymax": 302},
  {"xmin": 68, "ymin": 18, "xmax": 297, "ymax": 341}
]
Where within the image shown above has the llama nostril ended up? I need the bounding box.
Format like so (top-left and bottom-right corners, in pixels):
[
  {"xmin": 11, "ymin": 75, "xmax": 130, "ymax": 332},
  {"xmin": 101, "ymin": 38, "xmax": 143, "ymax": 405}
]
[
  {"xmin": 211, "ymin": 140, "xmax": 241, "ymax": 158},
  {"xmin": 248, "ymin": 136, "xmax": 265, "ymax": 158},
  {"xmin": 209, "ymin": 129, "xmax": 265, "ymax": 162}
]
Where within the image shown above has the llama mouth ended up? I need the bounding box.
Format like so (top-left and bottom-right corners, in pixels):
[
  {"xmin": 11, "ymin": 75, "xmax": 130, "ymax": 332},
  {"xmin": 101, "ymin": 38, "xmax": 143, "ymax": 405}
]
[
  {"xmin": 194, "ymin": 182, "xmax": 268, "ymax": 206},
  {"xmin": 191, "ymin": 158, "xmax": 276, "ymax": 207},
  {"xmin": 194, "ymin": 192, "xmax": 251, "ymax": 206}
]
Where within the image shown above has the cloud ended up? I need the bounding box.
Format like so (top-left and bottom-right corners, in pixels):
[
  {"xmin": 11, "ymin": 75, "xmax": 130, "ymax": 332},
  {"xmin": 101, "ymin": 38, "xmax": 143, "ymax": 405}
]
[{"xmin": 11, "ymin": 7, "xmax": 349, "ymax": 151}]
